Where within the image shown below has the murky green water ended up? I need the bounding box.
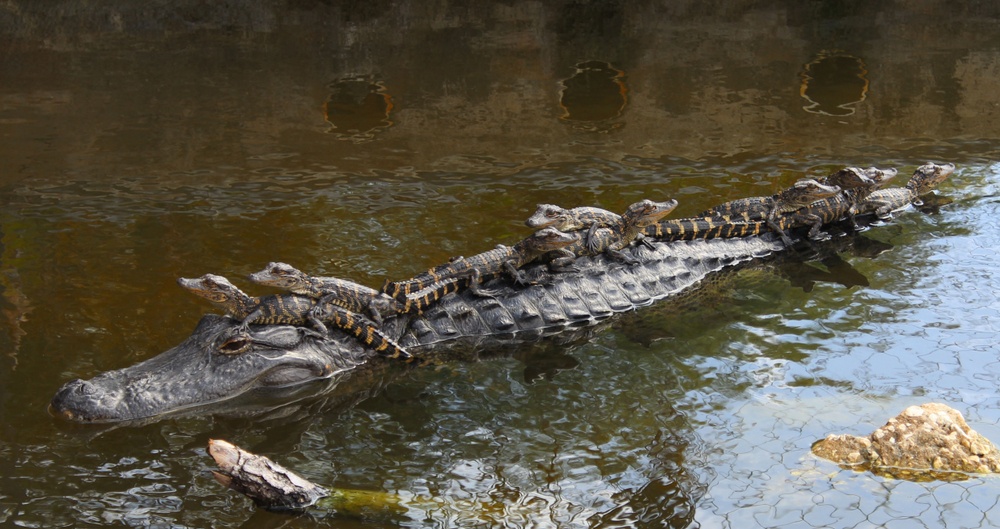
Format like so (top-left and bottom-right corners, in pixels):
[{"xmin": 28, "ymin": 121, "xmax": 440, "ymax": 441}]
[{"xmin": 2, "ymin": 2, "xmax": 1000, "ymax": 527}]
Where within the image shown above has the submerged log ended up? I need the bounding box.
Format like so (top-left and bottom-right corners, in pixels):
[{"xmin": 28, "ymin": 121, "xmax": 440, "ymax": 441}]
[
  {"xmin": 208, "ymin": 439, "xmax": 508, "ymax": 520},
  {"xmin": 208, "ymin": 439, "xmax": 330, "ymax": 510},
  {"xmin": 812, "ymin": 403, "xmax": 1000, "ymax": 480}
]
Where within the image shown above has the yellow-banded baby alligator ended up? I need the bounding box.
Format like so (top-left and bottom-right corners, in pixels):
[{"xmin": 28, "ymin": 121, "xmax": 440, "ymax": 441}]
[
  {"xmin": 248, "ymin": 262, "xmax": 402, "ymax": 324},
  {"xmin": 382, "ymin": 227, "xmax": 576, "ymax": 300},
  {"xmin": 855, "ymin": 162, "xmax": 955, "ymax": 220},
  {"xmin": 645, "ymin": 166, "xmax": 895, "ymax": 245},
  {"xmin": 697, "ymin": 178, "xmax": 842, "ymax": 226},
  {"xmin": 545, "ymin": 199, "xmax": 678, "ymax": 271},
  {"xmin": 250, "ymin": 262, "xmax": 457, "ymax": 317},
  {"xmin": 178, "ymin": 274, "xmax": 413, "ymax": 361}
]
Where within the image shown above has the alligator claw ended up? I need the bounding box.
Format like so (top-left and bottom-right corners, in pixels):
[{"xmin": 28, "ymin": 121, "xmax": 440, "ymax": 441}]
[{"xmin": 638, "ymin": 236, "xmax": 656, "ymax": 250}]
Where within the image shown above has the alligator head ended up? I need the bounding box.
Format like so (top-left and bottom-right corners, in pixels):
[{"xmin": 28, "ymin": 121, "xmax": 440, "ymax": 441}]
[
  {"xmin": 49, "ymin": 315, "xmax": 367, "ymax": 423},
  {"xmin": 909, "ymin": 162, "xmax": 955, "ymax": 196}
]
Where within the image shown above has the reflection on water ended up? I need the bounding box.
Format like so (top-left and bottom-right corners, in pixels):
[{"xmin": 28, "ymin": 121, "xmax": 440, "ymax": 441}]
[
  {"xmin": 1, "ymin": 1, "xmax": 1000, "ymax": 528},
  {"xmin": 559, "ymin": 61, "xmax": 628, "ymax": 131},
  {"xmin": 799, "ymin": 51, "xmax": 869, "ymax": 116},
  {"xmin": 325, "ymin": 76, "xmax": 394, "ymax": 142}
]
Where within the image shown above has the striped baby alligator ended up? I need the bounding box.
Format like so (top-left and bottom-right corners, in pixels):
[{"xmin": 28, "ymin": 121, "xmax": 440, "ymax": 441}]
[
  {"xmin": 697, "ymin": 178, "xmax": 841, "ymax": 226},
  {"xmin": 542, "ymin": 198, "xmax": 678, "ymax": 271},
  {"xmin": 855, "ymin": 162, "xmax": 955, "ymax": 219},
  {"xmin": 644, "ymin": 166, "xmax": 895, "ymax": 245},
  {"xmin": 250, "ymin": 262, "xmax": 461, "ymax": 318},
  {"xmin": 526, "ymin": 203, "xmax": 620, "ymax": 232},
  {"xmin": 178, "ymin": 274, "xmax": 413, "ymax": 361},
  {"xmin": 382, "ymin": 227, "xmax": 577, "ymax": 300}
]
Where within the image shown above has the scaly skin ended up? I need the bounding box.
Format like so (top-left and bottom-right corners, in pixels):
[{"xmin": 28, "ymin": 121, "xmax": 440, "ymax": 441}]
[
  {"xmin": 546, "ymin": 199, "xmax": 679, "ymax": 271},
  {"xmin": 697, "ymin": 178, "xmax": 841, "ymax": 221},
  {"xmin": 50, "ymin": 163, "xmax": 955, "ymax": 424},
  {"xmin": 248, "ymin": 262, "xmax": 402, "ymax": 324},
  {"xmin": 178, "ymin": 274, "xmax": 413, "ymax": 361},
  {"xmin": 645, "ymin": 166, "xmax": 896, "ymax": 245},
  {"xmin": 526, "ymin": 204, "xmax": 620, "ymax": 231},
  {"xmin": 855, "ymin": 162, "xmax": 955, "ymax": 219},
  {"xmin": 815, "ymin": 165, "xmax": 897, "ymax": 234},
  {"xmin": 642, "ymin": 217, "xmax": 771, "ymax": 241},
  {"xmin": 382, "ymin": 227, "xmax": 577, "ymax": 300}
]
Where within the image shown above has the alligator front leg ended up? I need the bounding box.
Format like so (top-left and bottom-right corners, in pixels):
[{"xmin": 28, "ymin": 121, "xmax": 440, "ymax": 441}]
[
  {"xmin": 803, "ymin": 214, "xmax": 833, "ymax": 242},
  {"xmin": 764, "ymin": 217, "xmax": 796, "ymax": 247},
  {"xmin": 545, "ymin": 248, "xmax": 580, "ymax": 274},
  {"xmin": 845, "ymin": 206, "xmax": 868, "ymax": 232},
  {"xmin": 603, "ymin": 247, "xmax": 641, "ymax": 266}
]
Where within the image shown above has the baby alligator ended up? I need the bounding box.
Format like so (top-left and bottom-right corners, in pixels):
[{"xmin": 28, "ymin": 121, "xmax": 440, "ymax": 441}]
[
  {"xmin": 249, "ymin": 262, "xmax": 398, "ymax": 324},
  {"xmin": 697, "ymin": 178, "xmax": 842, "ymax": 225},
  {"xmin": 545, "ymin": 199, "xmax": 679, "ymax": 271},
  {"xmin": 644, "ymin": 166, "xmax": 895, "ymax": 245},
  {"xmin": 855, "ymin": 162, "xmax": 955, "ymax": 219},
  {"xmin": 177, "ymin": 274, "xmax": 413, "ymax": 361},
  {"xmin": 526, "ymin": 204, "xmax": 619, "ymax": 232},
  {"xmin": 250, "ymin": 262, "xmax": 455, "ymax": 318},
  {"xmin": 382, "ymin": 227, "xmax": 576, "ymax": 300}
]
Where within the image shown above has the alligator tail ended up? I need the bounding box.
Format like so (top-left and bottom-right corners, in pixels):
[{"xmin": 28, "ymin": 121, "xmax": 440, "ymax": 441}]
[
  {"xmin": 395, "ymin": 278, "xmax": 466, "ymax": 314},
  {"xmin": 642, "ymin": 217, "xmax": 768, "ymax": 241},
  {"xmin": 311, "ymin": 304, "xmax": 416, "ymax": 362}
]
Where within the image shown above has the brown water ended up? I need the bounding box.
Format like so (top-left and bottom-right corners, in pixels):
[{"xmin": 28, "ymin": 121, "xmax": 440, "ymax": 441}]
[{"xmin": 2, "ymin": 2, "xmax": 1000, "ymax": 527}]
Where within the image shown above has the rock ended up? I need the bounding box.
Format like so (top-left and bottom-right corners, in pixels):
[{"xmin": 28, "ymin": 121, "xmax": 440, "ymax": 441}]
[{"xmin": 812, "ymin": 403, "xmax": 1000, "ymax": 480}]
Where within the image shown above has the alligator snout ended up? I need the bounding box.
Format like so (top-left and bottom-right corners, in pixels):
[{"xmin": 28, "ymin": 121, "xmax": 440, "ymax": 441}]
[{"xmin": 49, "ymin": 378, "xmax": 98, "ymax": 421}]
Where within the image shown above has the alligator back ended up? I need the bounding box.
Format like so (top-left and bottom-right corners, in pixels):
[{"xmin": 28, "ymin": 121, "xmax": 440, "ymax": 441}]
[
  {"xmin": 247, "ymin": 294, "xmax": 318, "ymax": 326},
  {"xmin": 384, "ymin": 245, "xmax": 515, "ymax": 298},
  {"xmin": 394, "ymin": 235, "xmax": 783, "ymax": 348},
  {"xmin": 854, "ymin": 188, "xmax": 915, "ymax": 217},
  {"xmin": 697, "ymin": 199, "xmax": 774, "ymax": 222}
]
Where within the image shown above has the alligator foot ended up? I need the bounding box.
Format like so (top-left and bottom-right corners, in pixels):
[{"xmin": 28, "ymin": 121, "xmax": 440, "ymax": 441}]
[
  {"xmin": 808, "ymin": 231, "xmax": 833, "ymax": 242},
  {"xmin": 469, "ymin": 284, "xmax": 501, "ymax": 299},
  {"xmin": 606, "ymin": 248, "xmax": 641, "ymax": 266}
]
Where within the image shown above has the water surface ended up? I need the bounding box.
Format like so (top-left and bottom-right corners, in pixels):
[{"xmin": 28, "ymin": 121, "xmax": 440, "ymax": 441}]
[{"xmin": 2, "ymin": 2, "xmax": 1000, "ymax": 528}]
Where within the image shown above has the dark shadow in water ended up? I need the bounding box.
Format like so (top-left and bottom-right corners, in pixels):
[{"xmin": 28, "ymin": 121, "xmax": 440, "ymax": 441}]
[
  {"xmin": 559, "ymin": 61, "xmax": 628, "ymax": 131},
  {"xmin": 324, "ymin": 76, "xmax": 394, "ymax": 142},
  {"xmin": 800, "ymin": 51, "xmax": 869, "ymax": 116}
]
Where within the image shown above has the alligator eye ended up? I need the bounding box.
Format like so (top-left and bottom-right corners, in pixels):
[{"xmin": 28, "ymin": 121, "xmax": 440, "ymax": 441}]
[{"xmin": 217, "ymin": 335, "xmax": 252, "ymax": 355}]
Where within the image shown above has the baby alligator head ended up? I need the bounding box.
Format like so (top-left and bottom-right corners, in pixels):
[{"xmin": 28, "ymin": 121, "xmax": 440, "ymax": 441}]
[
  {"xmin": 248, "ymin": 262, "xmax": 312, "ymax": 293},
  {"xmin": 779, "ymin": 179, "xmax": 842, "ymax": 208},
  {"xmin": 621, "ymin": 198, "xmax": 679, "ymax": 228},
  {"xmin": 909, "ymin": 162, "xmax": 955, "ymax": 195}
]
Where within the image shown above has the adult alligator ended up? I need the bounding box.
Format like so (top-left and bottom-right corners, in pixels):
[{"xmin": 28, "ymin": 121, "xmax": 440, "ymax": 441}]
[{"xmin": 48, "ymin": 164, "xmax": 952, "ymax": 424}]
